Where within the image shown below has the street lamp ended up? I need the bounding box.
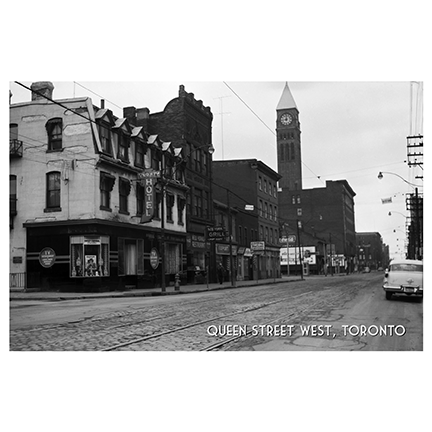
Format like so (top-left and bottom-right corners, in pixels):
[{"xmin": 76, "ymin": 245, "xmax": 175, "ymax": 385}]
[
  {"xmin": 159, "ymin": 143, "xmax": 215, "ymax": 292},
  {"xmin": 388, "ymin": 211, "xmax": 406, "ymax": 218},
  {"xmin": 377, "ymin": 171, "xmax": 420, "ymax": 188}
]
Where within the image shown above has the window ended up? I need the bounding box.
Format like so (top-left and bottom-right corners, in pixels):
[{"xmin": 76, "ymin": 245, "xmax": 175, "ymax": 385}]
[
  {"xmin": 259, "ymin": 200, "xmax": 263, "ymax": 217},
  {"xmin": 297, "ymin": 195, "xmax": 301, "ymax": 204},
  {"xmin": 194, "ymin": 149, "xmax": 202, "ymax": 172},
  {"xmin": 70, "ymin": 235, "xmax": 110, "ymax": 278},
  {"xmin": 269, "ymin": 205, "xmax": 273, "ymax": 220},
  {"xmin": 166, "ymin": 193, "xmax": 175, "ymax": 222},
  {"xmin": 193, "ymin": 188, "xmax": 203, "ymax": 218},
  {"xmin": 244, "ymin": 227, "xmax": 248, "ymax": 245},
  {"xmin": 46, "ymin": 171, "xmax": 61, "ymax": 211},
  {"xmin": 100, "ymin": 172, "xmax": 115, "ymax": 211},
  {"xmin": 269, "ymin": 183, "xmax": 272, "ymax": 196},
  {"xmin": 264, "ymin": 179, "xmax": 267, "ymax": 193},
  {"xmin": 119, "ymin": 178, "xmax": 131, "ymax": 214},
  {"xmin": 291, "ymin": 142, "xmax": 295, "ymax": 160},
  {"xmin": 135, "ymin": 139, "xmax": 145, "ymax": 167},
  {"xmin": 151, "ymin": 148, "xmax": 160, "ymax": 170},
  {"xmin": 265, "ymin": 227, "xmax": 269, "ymax": 242},
  {"xmin": 292, "ymin": 195, "xmax": 296, "ymax": 204},
  {"xmin": 178, "ymin": 197, "xmax": 186, "ymax": 225},
  {"xmin": 238, "ymin": 226, "xmax": 243, "ymax": 244},
  {"xmin": 258, "ymin": 176, "xmax": 262, "ymax": 190},
  {"xmin": 264, "ymin": 202, "xmax": 268, "ymax": 219},
  {"xmin": 154, "ymin": 192, "xmax": 161, "ymax": 219},
  {"xmin": 46, "ymin": 118, "xmax": 62, "ymax": 151},
  {"xmin": 260, "ymin": 225, "xmax": 264, "ymax": 241},
  {"xmin": 117, "ymin": 130, "xmax": 130, "ymax": 163},
  {"xmin": 203, "ymin": 191, "xmax": 209, "ymax": 219},
  {"xmin": 10, "ymin": 175, "xmax": 17, "ymax": 223},
  {"xmin": 98, "ymin": 122, "xmax": 112, "ymax": 155},
  {"xmin": 136, "ymin": 183, "xmax": 144, "ymax": 216}
]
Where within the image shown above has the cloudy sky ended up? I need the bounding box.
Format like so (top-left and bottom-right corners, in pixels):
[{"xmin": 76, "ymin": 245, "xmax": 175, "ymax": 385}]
[{"xmin": 9, "ymin": 80, "xmax": 424, "ymax": 259}]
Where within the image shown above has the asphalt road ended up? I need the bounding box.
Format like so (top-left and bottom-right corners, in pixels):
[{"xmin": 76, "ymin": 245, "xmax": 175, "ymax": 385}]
[{"xmin": 9, "ymin": 272, "xmax": 423, "ymax": 351}]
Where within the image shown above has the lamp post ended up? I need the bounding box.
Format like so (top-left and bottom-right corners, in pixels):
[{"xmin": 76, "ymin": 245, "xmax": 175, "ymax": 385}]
[
  {"xmin": 159, "ymin": 143, "xmax": 215, "ymax": 292},
  {"xmin": 379, "ymin": 171, "xmax": 422, "ymax": 260}
]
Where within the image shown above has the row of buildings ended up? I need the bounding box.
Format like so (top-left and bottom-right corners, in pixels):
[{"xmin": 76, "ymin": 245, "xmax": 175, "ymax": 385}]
[{"xmin": 9, "ymin": 81, "xmax": 390, "ymax": 292}]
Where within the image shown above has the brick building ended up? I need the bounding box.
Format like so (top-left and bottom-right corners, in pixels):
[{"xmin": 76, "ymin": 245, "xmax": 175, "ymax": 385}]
[
  {"xmin": 212, "ymin": 159, "xmax": 282, "ymax": 280},
  {"xmin": 276, "ymin": 83, "xmax": 357, "ymax": 274}
]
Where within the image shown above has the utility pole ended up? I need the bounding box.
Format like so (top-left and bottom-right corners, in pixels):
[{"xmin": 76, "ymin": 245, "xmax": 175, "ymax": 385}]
[
  {"xmin": 297, "ymin": 220, "xmax": 303, "ymax": 280},
  {"xmin": 214, "ymin": 95, "xmax": 231, "ymax": 160},
  {"xmin": 227, "ymin": 189, "xmax": 236, "ymax": 287}
]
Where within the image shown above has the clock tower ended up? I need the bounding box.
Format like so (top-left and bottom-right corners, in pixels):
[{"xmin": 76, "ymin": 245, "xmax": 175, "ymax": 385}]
[{"xmin": 276, "ymin": 82, "xmax": 302, "ymax": 191}]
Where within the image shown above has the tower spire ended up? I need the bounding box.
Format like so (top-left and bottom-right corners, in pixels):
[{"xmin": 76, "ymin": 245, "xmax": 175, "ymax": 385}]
[{"xmin": 277, "ymin": 82, "xmax": 297, "ymax": 110}]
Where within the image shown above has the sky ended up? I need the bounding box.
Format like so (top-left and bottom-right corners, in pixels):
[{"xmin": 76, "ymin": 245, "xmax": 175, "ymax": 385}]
[{"xmin": 9, "ymin": 80, "xmax": 424, "ymax": 260}]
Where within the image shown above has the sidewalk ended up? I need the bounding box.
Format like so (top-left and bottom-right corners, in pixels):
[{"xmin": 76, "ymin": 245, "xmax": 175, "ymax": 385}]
[{"xmin": 10, "ymin": 276, "xmax": 303, "ymax": 301}]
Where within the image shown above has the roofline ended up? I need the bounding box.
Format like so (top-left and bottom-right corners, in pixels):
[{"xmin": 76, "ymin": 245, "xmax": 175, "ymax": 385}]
[{"xmin": 213, "ymin": 158, "xmax": 282, "ymax": 180}]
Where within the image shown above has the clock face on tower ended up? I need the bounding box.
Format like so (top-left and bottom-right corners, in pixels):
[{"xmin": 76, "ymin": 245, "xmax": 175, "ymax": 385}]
[{"xmin": 280, "ymin": 113, "xmax": 293, "ymax": 126}]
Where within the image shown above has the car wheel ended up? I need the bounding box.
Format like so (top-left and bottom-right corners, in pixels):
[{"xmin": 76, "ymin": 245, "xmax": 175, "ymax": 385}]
[{"xmin": 385, "ymin": 292, "xmax": 392, "ymax": 300}]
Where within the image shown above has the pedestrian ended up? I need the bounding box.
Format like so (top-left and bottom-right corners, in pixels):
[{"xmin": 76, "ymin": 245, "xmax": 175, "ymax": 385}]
[{"xmin": 217, "ymin": 263, "xmax": 225, "ymax": 284}]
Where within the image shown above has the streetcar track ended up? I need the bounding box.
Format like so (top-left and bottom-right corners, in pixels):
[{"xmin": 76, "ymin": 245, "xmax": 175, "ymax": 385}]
[{"xmin": 101, "ymin": 290, "xmax": 315, "ymax": 351}]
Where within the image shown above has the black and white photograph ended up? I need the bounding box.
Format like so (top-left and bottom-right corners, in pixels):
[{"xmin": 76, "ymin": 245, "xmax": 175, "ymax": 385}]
[
  {"xmin": 3, "ymin": 2, "xmax": 430, "ymax": 432},
  {"xmin": 9, "ymin": 80, "xmax": 424, "ymax": 352}
]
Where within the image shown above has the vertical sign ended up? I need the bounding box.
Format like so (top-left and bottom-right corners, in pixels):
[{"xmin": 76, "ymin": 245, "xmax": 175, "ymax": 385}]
[{"xmin": 139, "ymin": 170, "xmax": 161, "ymax": 223}]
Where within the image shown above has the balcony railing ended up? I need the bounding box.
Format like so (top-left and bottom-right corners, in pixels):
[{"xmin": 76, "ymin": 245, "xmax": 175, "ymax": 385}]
[{"xmin": 10, "ymin": 139, "xmax": 23, "ymax": 158}]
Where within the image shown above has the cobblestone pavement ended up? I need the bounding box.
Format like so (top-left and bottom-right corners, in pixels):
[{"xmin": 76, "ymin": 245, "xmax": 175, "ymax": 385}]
[{"xmin": 10, "ymin": 273, "xmax": 417, "ymax": 351}]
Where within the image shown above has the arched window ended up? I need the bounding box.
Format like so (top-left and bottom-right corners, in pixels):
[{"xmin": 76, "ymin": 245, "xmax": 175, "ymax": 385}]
[{"xmin": 46, "ymin": 118, "xmax": 63, "ymax": 151}]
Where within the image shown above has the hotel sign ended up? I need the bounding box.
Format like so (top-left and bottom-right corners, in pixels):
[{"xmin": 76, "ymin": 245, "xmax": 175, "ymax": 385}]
[{"xmin": 139, "ymin": 170, "xmax": 161, "ymax": 223}]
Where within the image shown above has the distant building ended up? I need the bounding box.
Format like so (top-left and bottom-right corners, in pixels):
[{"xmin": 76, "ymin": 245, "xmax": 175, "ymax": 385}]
[
  {"xmin": 356, "ymin": 232, "xmax": 385, "ymax": 270},
  {"xmin": 10, "ymin": 82, "xmax": 189, "ymax": 291},
  {"xmin": 276, "ymin": 83, "xmax": 357, "ymax": 274},
  {"xmin": 212, "ymin": 159, "xmax": 282, "ymax": 280}
]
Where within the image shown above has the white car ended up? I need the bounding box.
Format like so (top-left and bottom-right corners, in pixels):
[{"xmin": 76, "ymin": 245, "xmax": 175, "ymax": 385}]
[{"xmin": 382, "ymin": 259, "xmax": 423, "ymax": 301}]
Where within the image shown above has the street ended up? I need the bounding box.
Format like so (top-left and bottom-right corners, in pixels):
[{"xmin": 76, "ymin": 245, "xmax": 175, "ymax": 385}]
[{"xmin": 10, "ymin": 272, "xmax": 422, "ymax": 351}]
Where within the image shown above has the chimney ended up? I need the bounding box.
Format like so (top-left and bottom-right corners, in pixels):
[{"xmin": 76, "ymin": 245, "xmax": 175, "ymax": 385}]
[
  {"xmin": 101, "ymin": 99, "xmax": 105, "ymax": 109},
  {"xmin": 31, "ymin": 81, "xmax": 54, "ymax": 101},
  {"xmin": 123, "ymin": 106, "xmax": 137, "ymax": 124},
  {"xmin": 136, "ymin": 107, "xmax": 150, "ymax": 128}
]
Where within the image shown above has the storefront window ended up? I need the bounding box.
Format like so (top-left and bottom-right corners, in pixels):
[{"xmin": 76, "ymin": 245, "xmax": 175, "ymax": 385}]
[{"xmin": 70, "ymin": 235, "xmax": 110, "ymax": 277}]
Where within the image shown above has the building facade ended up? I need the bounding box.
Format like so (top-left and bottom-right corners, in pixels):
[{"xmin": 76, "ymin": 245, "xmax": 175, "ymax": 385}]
[
  {"xmin": 10, "ymin": 82, "xmax": 189, "ymax": 291},
  {"xmin": 124, "ymin": 85, "xmax": 215, "ymax": 282},
  {"xmin": 356, "ymin": 232, "xmax": 386, "ymax": 270},
  {"xmin": 276, "ymin": 83, "xmax": 357, "ymax": 274},
  {"xmin": 212, "ymin": 159, "xmax": 282, "ymax": 280}
]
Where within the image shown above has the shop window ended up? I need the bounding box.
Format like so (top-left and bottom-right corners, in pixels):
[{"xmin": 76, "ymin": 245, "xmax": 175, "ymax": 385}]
[
  {"xmin": 119, "ymin": 177, "xmax": 131, "ymax": 214},
  {"xmin": 70, "ymin": 235, "xmax": 110, "ymax": 278},
  {"xmin": 46, "ymin": 118, "xmax": 63, "ymax": 151},
  {"xmin": 45, "ymin": 171, "xmax": 61, "ymax": 211},
  {"xmin": 100, "ymin": 172, "xmax": 115, "ymax": 211},
  {"xmin": 166, "ymin": 243, "xmax": 182, "ymax": 274}
]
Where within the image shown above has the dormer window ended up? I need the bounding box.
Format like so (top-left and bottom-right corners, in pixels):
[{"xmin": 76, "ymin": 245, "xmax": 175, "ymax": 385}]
[
  {"xmin": 98, "ymin": 122, "xmax": 112, "ymax": 155},
  {"xmin": 117, "ymin": 130, "xmax": 130, "ymax": 163},
  {"xmin": 46, "ymin": 118, "xmax": 63, "ymax": 151}
]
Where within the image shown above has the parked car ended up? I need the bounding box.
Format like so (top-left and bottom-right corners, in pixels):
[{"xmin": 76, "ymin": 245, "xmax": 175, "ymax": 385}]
[{"xmin": 382, "ymin": 259, "xmax": 423, "ymax": 301}]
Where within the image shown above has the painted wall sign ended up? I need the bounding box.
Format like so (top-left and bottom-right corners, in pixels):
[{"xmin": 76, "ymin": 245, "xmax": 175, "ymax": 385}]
[{"xmin": 39, "ymin": 247, "xmax": 56, "ymax": 268}]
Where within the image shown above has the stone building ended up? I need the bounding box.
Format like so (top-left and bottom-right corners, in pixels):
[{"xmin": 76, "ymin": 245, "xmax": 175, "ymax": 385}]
[{"xmin": 10, "ymin": 82, "xmax": 189, "ymax": 291}]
